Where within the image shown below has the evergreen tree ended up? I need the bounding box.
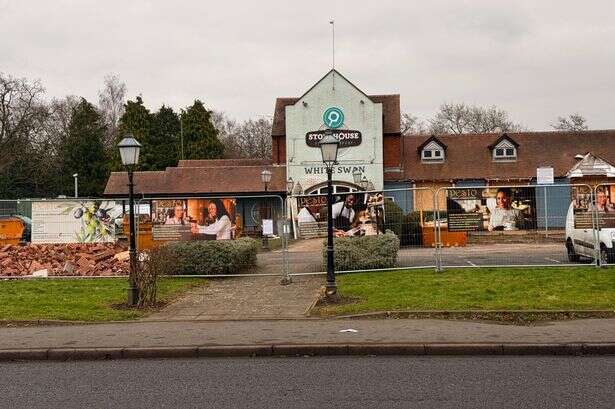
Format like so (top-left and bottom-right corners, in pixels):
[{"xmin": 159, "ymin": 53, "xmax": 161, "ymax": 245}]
[
  {"xmin": 58, "ymin": 98, "xmax": 108, "ymax": 197},
  {"xmin": 182, "ymin": 100, "xmax": 224, "ymax": 159},
  {"xmin": 141, "ymin": 105, "xmax": 180, "ymax": 170},
  {"xmin": 112, "ymin": 96, "xmax": 151, "ymax": 170}
]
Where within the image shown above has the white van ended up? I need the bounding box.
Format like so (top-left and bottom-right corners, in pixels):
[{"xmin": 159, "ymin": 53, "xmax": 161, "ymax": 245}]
[{"xmin": 565, "ymin": 202, "xmax": 615, "ymax": 264}]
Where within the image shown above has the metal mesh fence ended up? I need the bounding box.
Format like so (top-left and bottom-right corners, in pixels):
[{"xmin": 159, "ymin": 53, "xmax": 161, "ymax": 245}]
[
  {"xmin": 285, "ymin": 187, "xmax": 438, "ymax": 276},
  {"xmin": 3, "ymin": 184, "xmax": 613, "ymax": 279},
  {"xmin": 435, "ymin": 184, "xmax": 597, "ymax": 268}
]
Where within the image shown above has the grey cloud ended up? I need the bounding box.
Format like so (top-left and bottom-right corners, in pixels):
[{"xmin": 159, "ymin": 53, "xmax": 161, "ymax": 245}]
[{"xmin": 0, "ymin": 0, "xmax": 613, "ymax": 130}]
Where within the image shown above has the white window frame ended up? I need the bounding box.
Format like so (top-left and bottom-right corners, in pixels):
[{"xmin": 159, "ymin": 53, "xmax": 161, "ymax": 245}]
[
  {"xmin": 492, "ymin": 140, "xmax": 517, "ymax": 161},
  {"xmin": 421, "ymin": 141, "xmax": 445, "ymax": 163}
]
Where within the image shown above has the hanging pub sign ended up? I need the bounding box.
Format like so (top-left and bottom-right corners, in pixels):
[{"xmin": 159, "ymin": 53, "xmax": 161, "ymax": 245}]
[{"xmin": 305, "ymin": 129, "xmax": 362, "ymax": 148}]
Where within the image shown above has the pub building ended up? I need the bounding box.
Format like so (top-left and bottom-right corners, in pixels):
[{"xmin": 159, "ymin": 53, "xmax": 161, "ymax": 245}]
[{"xmin": 104, "ymin": 69, "xmax": 615, "ymax": 243}]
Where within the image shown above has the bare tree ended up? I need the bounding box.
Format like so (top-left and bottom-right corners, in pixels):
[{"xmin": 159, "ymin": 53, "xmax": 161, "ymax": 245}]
[
  {"xmin": 43, "ymin": 96, "xmax": 79, "ymax": 144},
  {"xmin": 428, "ymin": 102, "xmax": 524, "ymax": 135},
  {"xmin": 211, "ymin": 111, "xmax": 272, "ymax": 159},
  {"xmin": 210, "ymin": 110, "xmax": 240, "ymax": 158},
  {"xmin": 400, "ymin": 112, "xmax": 428, "ymax": 135},
  {"xmin": 551, "ymin": 113, "xmax": 588, "ymax": 132},
  {"xmin": 0, "ymin": 72, "xmax": 47, "ymax": 171},
  {"xmin": 235, "ymin": 117, "xmax": 272, "ymax": 159},
  {"xmin": 98, "ymin": 74, "xmax": 126, "ymax": 150}
]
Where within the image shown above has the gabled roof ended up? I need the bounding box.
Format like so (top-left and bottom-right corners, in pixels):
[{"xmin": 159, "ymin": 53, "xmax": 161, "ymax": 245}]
[
  {"xmin": 271, "ymin": 70, "xmax": 400, "ymax": 136},
  {"xmin": 566, "ymin": 153, "xmax": 615, "ymax": 178},
  {"xmin": 403, "ymin": 130, "xmax": 615, "ymax": 181},
  {"xmin": 417, "ymin": 136, "xmax": 447, "ymax": 153},
  {"xmin": 488, "ymin": 133, "xmax": 519, "ymax": 149},
  {"xmin": 296, "ymin": 69, "xmax": 372, "ymax": 103}
]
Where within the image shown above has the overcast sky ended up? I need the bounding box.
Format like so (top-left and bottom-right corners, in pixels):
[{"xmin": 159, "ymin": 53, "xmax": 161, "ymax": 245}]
[{"xmin": 1, "ymin": 0, "xmax": 614, "ymax": 130}]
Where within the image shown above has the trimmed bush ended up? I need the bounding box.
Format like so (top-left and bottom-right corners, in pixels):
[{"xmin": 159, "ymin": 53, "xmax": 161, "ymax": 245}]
[
  {"xmin": 161, "ymin": 237, "xmax": 259, "ymax": 275},
  {"xmin": 322, "ymin": 232, "xmax": 400, "ymax": 271}
]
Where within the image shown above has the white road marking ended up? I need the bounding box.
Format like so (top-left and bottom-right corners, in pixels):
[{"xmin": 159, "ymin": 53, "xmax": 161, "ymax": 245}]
[
  {"xmin": 465, "ymin": 260, "xmax": 477, "ymax": 267},
  {"xmin": 545, "ymin": 258, "xmax": 562, "ymax": 263}
]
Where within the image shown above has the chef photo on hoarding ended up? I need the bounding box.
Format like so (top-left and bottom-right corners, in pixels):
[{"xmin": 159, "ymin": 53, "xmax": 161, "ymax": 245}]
[
  {"xmin": 332, "ymin": 194, "xmax": 356, "ymax": 232},
  {"xmin": 488, "ymin": 188, "xmax": 521, "ymax": 231}
]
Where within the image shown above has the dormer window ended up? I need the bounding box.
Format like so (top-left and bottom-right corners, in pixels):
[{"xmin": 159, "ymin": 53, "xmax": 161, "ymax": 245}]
[
  {"xmin": 420, "ymin": 139, "xmax": 446, "ymax": 163},
  {"xmin": 490, "ymin": 135, "xmax": 519, "ymax": 162}
]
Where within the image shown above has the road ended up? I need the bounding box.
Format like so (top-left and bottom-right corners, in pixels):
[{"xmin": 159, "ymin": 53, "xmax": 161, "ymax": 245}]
[{"xmin": 2, "ymin": 356, "xmax": 614, "ymax": 408}]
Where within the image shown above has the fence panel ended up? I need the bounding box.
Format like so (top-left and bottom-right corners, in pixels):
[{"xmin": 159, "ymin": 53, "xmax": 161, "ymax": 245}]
[
  {"xmin": 593, "ymin": 184, "xmax": 615, "ymax": 266},
  {"xmin": 435, "ymin": 184, "xmax": 597, "ymax": 268},
  {"xmin": 1, "ymin": 195, "xmax": 290, "ymax": 280},
  {"xmin": 285, "ymin": 187, "xmax": 437, "ymax": 277}
]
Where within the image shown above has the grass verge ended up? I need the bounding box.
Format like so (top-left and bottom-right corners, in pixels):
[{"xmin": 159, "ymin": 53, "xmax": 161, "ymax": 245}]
[
  {"xmin": 0, "ymin": 277, "xmax": 205, "ymax": 322},
  {"xmin": 314, "ymin": 267, "xmax": 615, "ymax": 319}
]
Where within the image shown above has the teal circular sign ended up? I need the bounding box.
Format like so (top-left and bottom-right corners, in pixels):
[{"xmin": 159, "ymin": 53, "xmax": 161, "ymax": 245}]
[{"xmin": 323, "ymin": 107, "xmax": 344, "ymax": 129}]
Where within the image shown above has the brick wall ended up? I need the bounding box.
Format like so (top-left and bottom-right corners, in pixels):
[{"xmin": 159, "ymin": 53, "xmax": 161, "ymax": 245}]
[{"xmin": 383, "ymin": 134, "xmax": 401, "ymax": 168}]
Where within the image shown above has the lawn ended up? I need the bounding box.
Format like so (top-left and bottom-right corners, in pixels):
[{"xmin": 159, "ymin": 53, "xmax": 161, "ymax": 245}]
[
  {"xmin": 318, "ymin": 267, "xmax": 615, "ymax": 316},
  {"xmin": 0, "ymin": 277, "xmax": 205, "ymax": 322}
]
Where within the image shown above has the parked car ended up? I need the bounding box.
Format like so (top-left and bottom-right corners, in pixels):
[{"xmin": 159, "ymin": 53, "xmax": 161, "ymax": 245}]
[{"xmin": 565, "ymin": 202, "xmax": 615, "ymax": 264}]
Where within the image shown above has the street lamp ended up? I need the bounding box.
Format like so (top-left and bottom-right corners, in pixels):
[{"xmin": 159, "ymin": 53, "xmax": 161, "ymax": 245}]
[
  {"xmin": 352, "ymin": 169, "xmax": 362, "ymax": 185},
  {"xmin": 261, "ymin": 169, "xmax": 272, "ymax": 192},
  {"xmin": 360, "ymin": 176, "xmax": 369, "ymax": 190},
  {"xmin": 319, "ymin": 129, "xmax": 340, "ymax": 297},
  {"xmin": 286, "ymin": 177, "xmax": 294, "ymax": 195},
  {"xmin": 260, "ymin": 169, "xmax": 273, "ymax": 250},
  {"xmin": 72, "ymin": 173, "xmax": 78, "ymax": 198},
  {"xmin": 118, "ymin": 135, "xmax": 141, "ymax": 307}
]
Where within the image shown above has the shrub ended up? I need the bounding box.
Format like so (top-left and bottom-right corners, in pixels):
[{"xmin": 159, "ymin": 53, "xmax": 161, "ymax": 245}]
[
  {"xmin": 137, "ymin": 247, "xmax": 174, "ymax": 307},
  {"xmin": 383, "ymin": 200, "xmax": 404, "ymax": 237},
  {"xmin": 322, "ymin": 232, "xmax": 400, "ymax": 271},
  {"xmin": 401, "ymin": 211, "xmax": 422, "ymax": 246},
  {"xmin": 160, "ymin": 237, "xmax": 259, "ymax": 275}
]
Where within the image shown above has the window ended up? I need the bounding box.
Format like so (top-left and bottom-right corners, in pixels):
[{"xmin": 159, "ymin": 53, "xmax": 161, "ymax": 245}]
[
  {"xmin": 421, "ymin": 141, "xmax": 445, "ymax": 163},
  {"xmin": 492, "ymin": 140, "xmax": 517, "ymax": 161}
]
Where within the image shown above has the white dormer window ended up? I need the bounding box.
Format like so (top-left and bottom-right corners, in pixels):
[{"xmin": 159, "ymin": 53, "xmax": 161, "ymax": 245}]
[
  {"xmin": 492, "ymin": 140, "xmax": 517, "ymax": 161},
  {"xmin": 421, "ymin": 141, "xmax": 445, "ymax": 163}
]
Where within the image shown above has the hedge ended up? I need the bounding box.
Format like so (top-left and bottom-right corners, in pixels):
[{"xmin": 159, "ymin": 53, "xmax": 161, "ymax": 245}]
[
  {"xmin": 155, "ymin": 237, "xmax": 259, "ymax": 275},
  {"xmin": 322, "ymin": 231, "xmax": 400, "ymax": 271}
]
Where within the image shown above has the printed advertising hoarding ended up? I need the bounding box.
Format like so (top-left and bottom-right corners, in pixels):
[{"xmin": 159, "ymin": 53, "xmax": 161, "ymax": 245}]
[
  {"xmin": 31, "ymin": 200, "xmax": 120, "ymax": 243},
  {"xmin": 572, "ymin": 185, "xmax": 615, "ymax": 229},
  {"xmin": 446, "ymin": 187, "xmax": 536, "ymax": 232},
  {"xmin": 151, "ymin": 198, "xmax": 237, "ymax": 241},
  {"xmin": 296, "ymin": 192, "xmax": 385, "ymax": 238}
]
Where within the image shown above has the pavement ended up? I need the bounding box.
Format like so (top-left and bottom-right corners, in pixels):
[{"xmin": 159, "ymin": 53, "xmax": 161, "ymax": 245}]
[
  {"xmin": 145, "ymin": 275, "xmax": 321, "ymax": 321},
  {"xmin": 2, "ymin": 318, "xmax": 615, "ymax": 360}
]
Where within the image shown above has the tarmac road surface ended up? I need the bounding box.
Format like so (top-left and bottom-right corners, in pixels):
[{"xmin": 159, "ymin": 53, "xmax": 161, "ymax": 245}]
[
  {"xmin": 2, "ymin": 356, "xmax": 614, "ymax": 409},
  {"xmin": 259, "ymin": 242, "xmax": 593, "ymax": 274}
]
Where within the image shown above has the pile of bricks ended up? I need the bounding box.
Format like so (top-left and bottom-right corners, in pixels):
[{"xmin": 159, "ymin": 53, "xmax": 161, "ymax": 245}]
[{"xmin": 0, "ymin": 243, "xmax": 129, "ymax": 277}]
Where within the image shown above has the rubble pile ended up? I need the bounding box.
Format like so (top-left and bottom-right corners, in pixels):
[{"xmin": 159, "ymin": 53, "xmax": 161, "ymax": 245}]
[{"xmin": 0, "ymin": 243, "xmax": 129, "ymax": 277}]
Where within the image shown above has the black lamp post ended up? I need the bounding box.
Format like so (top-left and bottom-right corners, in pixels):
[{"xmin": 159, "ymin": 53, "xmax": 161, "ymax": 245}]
[
  {"xmin": 118, "ymin": 135, "xmax": 142, "ymax": 306},
  {"xmin": 260, "ymin": 169, "xmax": 273, "ymax": 250},
  {"xmin": 319, "ymin": 129, "xmax": 340, "ymax": 297}
]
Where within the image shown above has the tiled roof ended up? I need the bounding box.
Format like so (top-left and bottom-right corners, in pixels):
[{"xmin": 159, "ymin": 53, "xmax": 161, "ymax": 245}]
[
  {"xmin": 177, "ymin": 159, "xmax": 272, "ymax": 167},
  {"xmin": 404, "ymin": 130, "xmax": 615, "ymax": 181},
  {"xmin": 103, "ymin": 165, "xmax": 287, "ymax": 197}
]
